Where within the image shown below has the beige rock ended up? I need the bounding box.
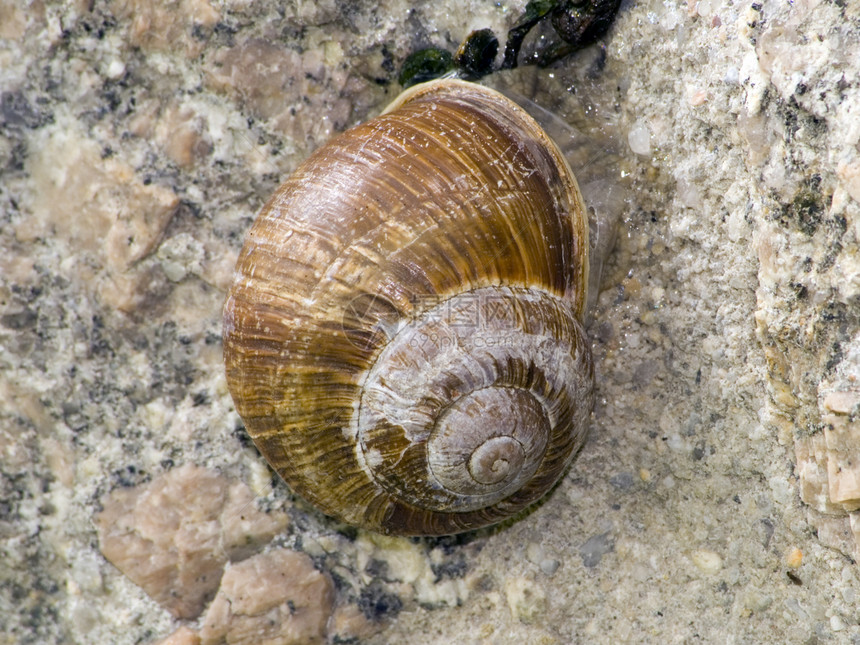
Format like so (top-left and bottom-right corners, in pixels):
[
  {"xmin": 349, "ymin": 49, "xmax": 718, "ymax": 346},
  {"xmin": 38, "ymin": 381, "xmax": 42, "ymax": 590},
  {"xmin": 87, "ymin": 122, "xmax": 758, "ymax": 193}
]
[
  {"xmin": 97, "ymin": 265, "xmax": 170, "ymax": 314},
  {"xmin": 755, "ymin": 123, "xmax": 860, "ymax": 561},
  {"xmin": 19, "ymin": 118, "xmax": 180, "ymax": 313},
  {"xmin": 503, "ymin": 576, "xmax": 547, "ymax": 625},
  {"xmin": 812, "ymin": 343, "xmax": 860, "ymax": 514},
  {"xmin": 103, "ymin": 178, "xmax": 179, "ymax": 273},
  {"xmin": 812, "ymin": 510, "xmax": 856, "ymax": 559},
  {"xmin": 204, "ymin": 35, "xmax": 373, "ymax": 148},
  {"xmin": 199, "ymin": 240, "xmax": 238, "ymax": 292},
  {"xmin": 41, "ymin": 436, "xmax": 75, "ymax": 489},
  {"xmin": 154, "ymin": 626, "xmax": 201, "ymax": 645},
  {"xmin": 850, "ymin": 513, "xmax": 860, "ymax": 563},
  {"xmin": 741, "ymin": 589, "xmax": 773, "ymax": 613},
  {"xmin": 823, "ymin": 409, "xmax": 860, "ymax": 510},
  {"xmin": 114, "ymin": 0, "xmax": 220, "ymax": 57},
  {"xmin": 199, "ymin": 548, "xmax": 334, "ymax": 645},
  {"xmin": 0, "ymin": 0, "xmax": 45, "ymax": 40},
  {"xmin": 789, "ymin": 335, "xmax": 860, "ymax": 528},
  {"xmin": 326, "ymin": 603, "xmax": 383, "ymax": 643},
  {"xmin": 206, "ymin": 39, "xmax": 303, "ymax": 123},
  {"xmin": 795, "ymin": 433, "xmax": 845, "ymax": 514},
  {"xmin": 838, "ymin": 160, "xmax": 860, "ymax": 205},
  {"xmin": 824, "ymin": 390, "xmax": 860, "ymax": 415},
  {"xmin": 220, "ymin": 480, "xmax": 285, "ymax": 562},
  {"xmin": 154, "ymin": 104, "xmax": 212, "ymax": 169},
  {"xmin": 95, "ymin": 464, "xmax": 287, "ymax": 618},
  {"xmin": 690, "ymin": 549, "xmax": 723, "ymax": 574},
  {"xmin": 21, "ymin": 122, "xmax": 179, "ymax": 269}
]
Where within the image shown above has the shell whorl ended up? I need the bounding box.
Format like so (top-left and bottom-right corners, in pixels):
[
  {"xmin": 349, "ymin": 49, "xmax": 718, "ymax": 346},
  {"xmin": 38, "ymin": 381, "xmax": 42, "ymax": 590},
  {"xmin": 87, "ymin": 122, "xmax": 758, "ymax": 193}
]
[{"xmin": 223, "ymin": 79, "xmax": 593, "ymax": 535}]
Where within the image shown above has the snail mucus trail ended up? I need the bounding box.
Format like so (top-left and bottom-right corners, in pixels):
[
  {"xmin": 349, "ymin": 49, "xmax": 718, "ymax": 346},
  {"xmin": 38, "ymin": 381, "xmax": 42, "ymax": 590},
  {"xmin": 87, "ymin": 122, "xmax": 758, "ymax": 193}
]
[{"xmin": 223, "ymin": 78, "xmax": 617, "ymax": 536}]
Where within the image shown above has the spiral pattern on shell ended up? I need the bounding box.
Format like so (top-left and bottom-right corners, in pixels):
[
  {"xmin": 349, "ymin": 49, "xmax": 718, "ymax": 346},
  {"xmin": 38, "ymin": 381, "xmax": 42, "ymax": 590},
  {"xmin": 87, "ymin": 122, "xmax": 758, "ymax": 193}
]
[{"xmin": 223, "ymin": 79, "xmax": 594, "ymax": 535}]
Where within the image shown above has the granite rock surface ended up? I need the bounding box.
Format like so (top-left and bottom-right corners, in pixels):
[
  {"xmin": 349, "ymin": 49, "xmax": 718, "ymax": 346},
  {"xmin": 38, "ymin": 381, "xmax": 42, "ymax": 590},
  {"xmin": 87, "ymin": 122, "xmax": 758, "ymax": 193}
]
[{"xmin": 1, "ymin": 0, "xmax": 859, "ymax": 643}]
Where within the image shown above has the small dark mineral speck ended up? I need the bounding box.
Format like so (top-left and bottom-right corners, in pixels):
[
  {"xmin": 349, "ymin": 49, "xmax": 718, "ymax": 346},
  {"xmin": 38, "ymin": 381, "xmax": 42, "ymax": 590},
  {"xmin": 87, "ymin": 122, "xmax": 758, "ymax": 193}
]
[
  {"xmin": 431, "ymin": 557, "xmax": 468, "ymax": 581},
  {"xmin": 192, "ymin": 391, "xmax": 210, "ymax": 406},
  {"xmin": 358, "ymin": 581, "xmax": 403, "ymax": 620}
]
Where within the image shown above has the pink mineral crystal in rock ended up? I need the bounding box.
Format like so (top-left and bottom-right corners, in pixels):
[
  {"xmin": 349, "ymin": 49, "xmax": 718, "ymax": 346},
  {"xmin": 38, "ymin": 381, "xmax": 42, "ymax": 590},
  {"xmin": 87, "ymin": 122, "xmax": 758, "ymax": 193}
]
[
  {"xmin": 200, "ymin": 548, "xmax": 335, "ymax": 645},
  {"xmin": 154, "ymin": 626, "xmax": 201, "ymax": 645},
  {"xmin": 326, "ymin": 602, "xmax": 384, "ymax": 643},
  {"xmin": 95, "ymin": 463, "xmax": 287, "ymax": 618}
]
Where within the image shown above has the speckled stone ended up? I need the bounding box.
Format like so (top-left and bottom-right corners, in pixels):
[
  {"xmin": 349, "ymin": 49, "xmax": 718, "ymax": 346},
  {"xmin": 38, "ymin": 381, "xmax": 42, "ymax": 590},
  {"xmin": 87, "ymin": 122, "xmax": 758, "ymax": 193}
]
[
  {"xmin": 154, "ymin": 626, "xmax": 201, "ymax": 645},
  {"xmin": 745, "ymin": 0, "xmax": 860, "ymax": 565},
  {"xmin": 199, "ymin": 548, "xmax": 334, "ymax": 645},
  {"xmin": 2, "ymin": 0, "xmax": 860, "ymax": 643},
  {"xmin": 94, "ymin": 464, "xmax": 288, "ymax": 618}
]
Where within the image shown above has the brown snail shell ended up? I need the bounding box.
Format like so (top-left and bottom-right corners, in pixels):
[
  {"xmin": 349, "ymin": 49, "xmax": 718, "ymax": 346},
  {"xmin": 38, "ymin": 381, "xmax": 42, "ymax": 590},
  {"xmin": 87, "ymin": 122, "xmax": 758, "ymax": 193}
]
[{"xmin": 223, "ymin": 79, "xmax": 594, "ymax": 536}]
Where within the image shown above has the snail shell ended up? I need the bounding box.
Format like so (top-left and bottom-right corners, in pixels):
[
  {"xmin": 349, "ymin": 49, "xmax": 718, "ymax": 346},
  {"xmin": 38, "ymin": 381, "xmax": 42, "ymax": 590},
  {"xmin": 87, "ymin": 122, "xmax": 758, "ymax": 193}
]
[{"xmin": 223, "ymin": 79, "xmax": 594, "ymax": 536}]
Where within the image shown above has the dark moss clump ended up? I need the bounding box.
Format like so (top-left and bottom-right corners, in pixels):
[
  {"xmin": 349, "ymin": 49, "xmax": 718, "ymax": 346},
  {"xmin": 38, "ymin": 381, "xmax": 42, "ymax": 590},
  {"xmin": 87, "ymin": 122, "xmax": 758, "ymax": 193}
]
[{"xmin": 777, "ymin": 175, "xmax": 826, "ymax": 236}]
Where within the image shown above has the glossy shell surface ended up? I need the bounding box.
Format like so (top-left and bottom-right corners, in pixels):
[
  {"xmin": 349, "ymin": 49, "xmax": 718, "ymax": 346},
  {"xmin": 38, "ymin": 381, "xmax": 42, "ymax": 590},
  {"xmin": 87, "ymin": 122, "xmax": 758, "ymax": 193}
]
[{"xmin": 223, "ymin": 79, "xmax": 594, "ymax": 535}]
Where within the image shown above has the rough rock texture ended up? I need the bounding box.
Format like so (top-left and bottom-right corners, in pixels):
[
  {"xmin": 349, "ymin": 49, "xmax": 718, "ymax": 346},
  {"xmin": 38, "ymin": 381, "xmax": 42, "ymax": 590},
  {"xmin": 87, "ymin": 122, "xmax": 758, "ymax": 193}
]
[
  {"xmin": 154, "ymin": 626, "xmax": 201, "ymax": 645},
  {"xmin": 94, "ymin": 464, "xmax": 288, "ymax": 618},
  {"xmin": 741, "ymin": 0, "xmax": 860, "ymax": 569},
  {"xmin": 199, "ymin": 548, "xmax": 334, "ymax": 645},
  {"xmin": 1, "ymin": 0, "xmax": 860, "ymax": 643}
]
